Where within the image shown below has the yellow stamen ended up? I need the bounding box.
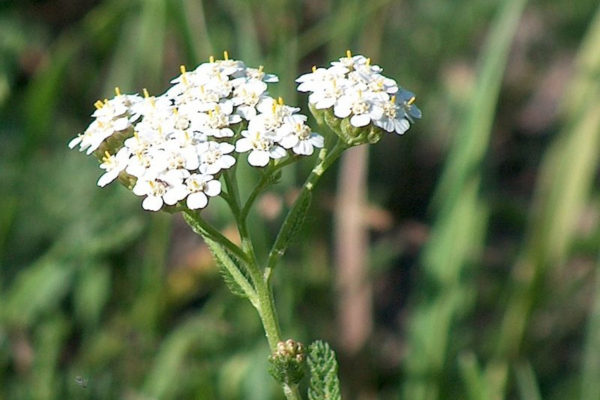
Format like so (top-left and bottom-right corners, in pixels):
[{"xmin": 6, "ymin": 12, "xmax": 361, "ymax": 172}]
[
  {"xmin": 366, "ymin": 58, "xmax": 371, "ymax": 66},
  {"xmin": 223, "ymin": 50, "xmax": 229, "ymax": 60},
  {"xmin": 346, "ymin": 49, "xmax": 352, "ymax": 58},
  {"xmin": 94, "ymin": 100, "xmax": 104, "ymax": 109},
  {"xmin": 277, "ymin": 97, "xmax": 284, "ymax": 105},
  {"xmin": 258, "ymin": 65, "xmax": 264, "ymax": 72},
  {"xmin": 180, "ymin": 65, "xmax": 186, "ymax": 74},
  {"xmin": 103, "ymin": 151, "xmax": 111, "ymax": 162},
  {"xmin": 104, "ymin": 98, "xmax": 109, "ymax": 104},
  {"xmin": 208, "ymin": 109, "xmax": 213, "ymax": 117},
  {"xmin": 173, "ymin": 107, "xmax": 179, "ymax": 115},
  {"xmin": 312, "ymin": 65, "xmax": 317, "ymax": 72},
  {"xmin": 114, "ymin": 87, "xmax": 121, "ymax": 96},
  {"xmin": 143, "ymin": 88, "xmax": 150, "ymax": 98},
  {"xmin": 391, "ymin": 95, "xmax": 396, "ymax": 103},
  {"xmin": 407, "ymin": 96, "xmax": 416, "ymax": 105},
  {"xmin": 209, "ymin": 55, "xmax": 215, "ymax": 63}
]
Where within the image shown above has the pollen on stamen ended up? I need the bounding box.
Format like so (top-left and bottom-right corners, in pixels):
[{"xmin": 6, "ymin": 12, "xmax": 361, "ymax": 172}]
[
  {"xmin": 114, "ymin": 87, "xmax": 121, "ymax": 96},
  {"xmin": 258, "ymin": 65, "xmax": 264, "ymax": 72},
  {"xmin": 94, "ymin": 100, "xmax": 104, "ymax": 109},
  {"xmin": 223, "ymin": 50, "xmax": 229, "ymax": 60},
  {"xmin": 277, "ymin": 97, "xmax": 284, "ymax": 105},
  {"xmin": 346, "ymin": 49, "xmax": 352, "ymax": 58},
  {"xmin": 180, "ymin": 65, "xmax": 186, "ymax": 74},
  {"xmin": 366, "ymin": 58, "xmax": 371, "ymax": 66},
  {"xmin": 209, "ymin": 55, "xmax": 215, "ymax": 63},
  {"xmin": 407, "ymin": 96, "xmax": 416, "ymax": 105},
  {"xmin": 143, "ymin": 88, "xmax": 150, "ymax": 98},
  {"xmin": 312, "ymin": 65, "xmax": 317, "ymax": 72},
  {"xmin": 391, "ymin": 95, "xmax": 396, "ymax": 103},
  {"xmin": 103, "ymin": 151, "xmax": 112, "ymax": 162}
]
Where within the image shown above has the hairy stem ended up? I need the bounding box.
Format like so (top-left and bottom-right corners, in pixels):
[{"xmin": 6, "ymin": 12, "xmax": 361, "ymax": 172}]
[{"xmin": 265, "ymin": 141, "xmax": 347, "ymax": 282}]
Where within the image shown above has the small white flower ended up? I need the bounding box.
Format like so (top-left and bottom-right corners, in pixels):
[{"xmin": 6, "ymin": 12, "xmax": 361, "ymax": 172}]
[
  {"xmin": 243, "ymin": 66, "xmax": 279, "ymax": 83},
  {"xmin": 193, "ymin": 101, "xmax": 241, "ymax": 138},
  {"xmin": 97, "ymin": 147, "xmax": 131, "ymax": 187},
  {"xmin": 132, "ymin": 177, "xmax": 169, "ymax": 211},
  {"xmin": 396, "ymin": 88, "xmax": 422, "ymax": 122},
  {"xmin": 373, "ymin": 96, "xmax": 411, "ymax": 134},
  {"xmin": 198, "ymin": 141, "xmax": 236, "ymax": 174},
  {"xmin": 231, "ymin": 80, "xmax": 268, "ymax": 120},
  {"xmin": 236, "ymin": 126, "xmax": 287, "ymax": 167},
  {"xmin": 69, "ymin": 120, "xmax": 115, "ymax": 155},
  {"xmin": 278, "ymin": 116, "xmax": 324, "ymax": 156},
  {"xmin": 255, "ymin": 97, "xmax": 303, "ymax": 131},
  {"xmin": 185, "ymin": 173, "xmax": 222, "ymax": 209},
  {"xmin": 334, "ymin": 90, "xmax": 383, "ymax": 127}
]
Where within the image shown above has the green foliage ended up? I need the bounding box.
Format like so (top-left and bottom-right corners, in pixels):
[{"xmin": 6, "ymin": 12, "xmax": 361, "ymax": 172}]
[
  {"xmin": 1, "ymin": 0, "xmax": 600, "ymax": 399},
  {"xmin": 307, "ymin": 341, "xmax": 341, "ymax": 400}
]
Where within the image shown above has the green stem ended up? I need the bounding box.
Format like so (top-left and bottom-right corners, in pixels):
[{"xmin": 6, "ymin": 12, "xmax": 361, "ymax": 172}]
[
  {"xmin": 240, "ymin": 156, "xmax": 298, "ymax": 222},
  {"xmin": 265, "ymin": 140, "xmax": 347, "ymax": 281},
  {"xmin": 181, "ymin": 209, "xmax": 248, "ymax": 264},
  {"xmin": 251, "ymin": 260, "xmax": 303, "ymax": 400}
]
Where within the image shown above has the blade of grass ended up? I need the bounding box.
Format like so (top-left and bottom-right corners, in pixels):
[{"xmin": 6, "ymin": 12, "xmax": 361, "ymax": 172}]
[
  {"xmin": 493, "ymin": 6, "xmax": 600, "ymax": 394},
  {"xmin": 168, "ymin": 0, "xmax": 213, "ymax": 65},
  {"xmin": 514, "ymin": 360, "xmax": 542, "ymax": 400},
  {"xmin": 458, "ymin": 352, "xmax": 493, "ymax": 400},
  {"xmin": 401, "ymin": 0, "xmax": 528, "ymax": 398},
  {"xmin": 581, "ymin": 249, "xmax": 600, "ymax": 400}
]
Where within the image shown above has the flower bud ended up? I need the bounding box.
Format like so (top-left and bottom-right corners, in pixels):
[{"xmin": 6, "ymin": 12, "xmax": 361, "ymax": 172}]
[{"xmin": 268, "ymin": 339, "xmax": 306, "ymax": 386}]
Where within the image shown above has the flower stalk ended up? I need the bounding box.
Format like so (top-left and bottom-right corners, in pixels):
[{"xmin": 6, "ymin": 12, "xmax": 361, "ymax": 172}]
[{"xmin": 69, "ymin": 51, "xmax": 420, "ymax": 400}]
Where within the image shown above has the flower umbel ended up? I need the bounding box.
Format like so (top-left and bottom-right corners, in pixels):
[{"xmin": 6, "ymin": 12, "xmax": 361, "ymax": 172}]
[
  {"xmin": 297, "ymin": 50, "xmax": 421, "ymax": 145},
  {"xmin": 70, "ymin": 54, "xmax": 323, "ymax": 212}
]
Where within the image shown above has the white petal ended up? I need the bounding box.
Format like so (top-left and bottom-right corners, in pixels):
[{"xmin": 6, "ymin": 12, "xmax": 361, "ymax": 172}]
[
  {"xmin": 218, "ymin": 155, "xmax": 236, "ymax": 169},
  {"xmin": 113, "ymin": 117, "xmax": 130, "ymax": 131},
  {"xmin": 205, "ymin": 180, "xmax": 222, "ymax": 197},
  {"xmin": 269, "ymin": 145, "xmax": 287, "ymax": 159},
  {"xmin": 395, "ymin": 118, "xmax": 410, "ymax": 134},
  {"xmin": 235, "ymin": 137, "xmax": 253, "ymax": 152},
  {"xmin": 68, "ymin": 136, "xmax": 82, "ymax": 149},
  {"xmin": 293, "ymin": 141, "xmax": 313, "ymax": 156},
  {"xmin": 97, "ymin": 171, "xmax": 118, "ymax": 187},
  {"xmin": 143, "ymin": 196, "xmax": 163, "ymax": 211},
  {"xmin": 309, "ymin": 134, "xmax": 324, "ymax": 148},
  {"xmin": 334, "ymin": 105, "xmax": 351, "ymax": 118},
  {"xmin": 187, "ymin": 192, "xmax": 208, "ymax": 209},
  {"xmin": 219, "ymin": 142, "xmax": 235, "ymax": 153},
  {"xmin": 163, "ymin": 186, "xmax": 189, "ymax": 205},
  {"xmin": 350, "ymin": 114, "xmax": 370, "ymax": 127},
  {"xmin": 279, "ymin": 134, "xmax": 299, "ymax": 149},
  {"xmin": 248, "ymin": 150, "xmax": 270, "ymax": 167}
]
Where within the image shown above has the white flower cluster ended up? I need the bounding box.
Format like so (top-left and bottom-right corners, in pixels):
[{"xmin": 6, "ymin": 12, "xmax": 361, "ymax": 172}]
[
  {"xmin": 69, "ymin": 54, "xmax": 323, "ymax": 212},
  {"xmin": 297, "ymin": 51, "xmax": 421, "ymax": 135}
]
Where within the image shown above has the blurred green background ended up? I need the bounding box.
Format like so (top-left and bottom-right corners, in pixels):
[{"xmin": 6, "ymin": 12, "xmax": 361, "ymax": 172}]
[{"xmin": 1, "ymin": 0, "xmax": 600, "ymax": 399}]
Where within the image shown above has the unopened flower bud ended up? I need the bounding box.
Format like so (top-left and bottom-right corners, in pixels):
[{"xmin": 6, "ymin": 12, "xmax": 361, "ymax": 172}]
[{"xmin": 268, "ymin": 339, "xmax": 306, "ymax": 385}]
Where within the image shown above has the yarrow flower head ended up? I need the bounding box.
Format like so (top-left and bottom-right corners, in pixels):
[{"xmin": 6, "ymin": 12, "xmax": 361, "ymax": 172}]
[
  {"xmin": 70, "ymin": 52, "xmax": 323, "ymax": 212},
  {"xmin": 296, "ymin": 50, "xmax": 421, "ymax": 146}
]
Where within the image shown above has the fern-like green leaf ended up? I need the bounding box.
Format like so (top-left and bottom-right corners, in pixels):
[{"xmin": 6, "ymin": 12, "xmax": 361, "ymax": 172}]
[{"xmin": 307, "ymin": 340, "xmax": 341, "ymax": 400}]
